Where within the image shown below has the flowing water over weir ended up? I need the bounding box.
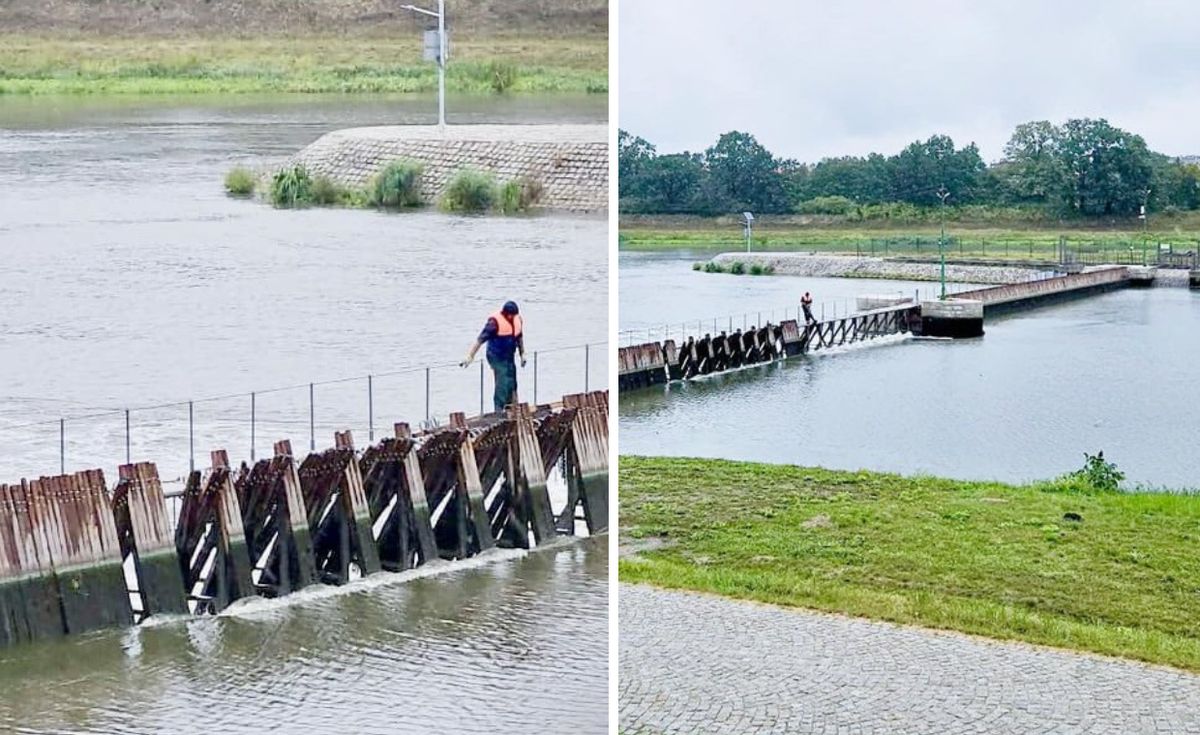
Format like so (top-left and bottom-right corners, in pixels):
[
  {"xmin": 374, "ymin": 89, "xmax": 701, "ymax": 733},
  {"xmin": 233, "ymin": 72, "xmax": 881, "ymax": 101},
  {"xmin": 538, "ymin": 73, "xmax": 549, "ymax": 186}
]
[{"xmin": 0, "ymin": 392, "xmax": 607, "ymax": 645}]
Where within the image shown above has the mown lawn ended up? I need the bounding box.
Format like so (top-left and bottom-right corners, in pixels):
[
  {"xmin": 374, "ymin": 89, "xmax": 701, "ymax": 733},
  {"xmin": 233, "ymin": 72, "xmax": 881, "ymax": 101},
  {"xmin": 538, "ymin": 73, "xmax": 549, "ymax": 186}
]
[
  {"xmin": 620, "ymin": 455, "xmax": 1200, "ymax": 671},
  {"xmin": 0, "ymin": 36, "xmax": 608, "ymax": 95}
]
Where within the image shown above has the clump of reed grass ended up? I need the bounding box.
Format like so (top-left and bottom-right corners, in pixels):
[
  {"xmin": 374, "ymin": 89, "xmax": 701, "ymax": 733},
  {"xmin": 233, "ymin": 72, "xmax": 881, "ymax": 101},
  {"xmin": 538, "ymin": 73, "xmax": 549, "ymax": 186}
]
[
  {"xmin": 368, "ymin": 160, "xmax": 424, "ymax": 208},
  {"xmin": 224, "ymin": 166, "xmax": 256, "ymax": 197},
  {"xmin": 441, "ymin": 168, "xmax": 498, "ymax": 213},
  {"xmin": 270, "ymin": 165, "xmax": 314, "ymax": 208}
]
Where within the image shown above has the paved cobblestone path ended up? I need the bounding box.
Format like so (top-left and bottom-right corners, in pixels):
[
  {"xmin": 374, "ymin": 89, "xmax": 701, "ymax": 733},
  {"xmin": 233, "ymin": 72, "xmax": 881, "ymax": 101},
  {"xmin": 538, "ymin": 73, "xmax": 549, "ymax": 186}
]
[{"xmin": 620, "ymin": 585, "xmax": 1200, "ymax": 734}]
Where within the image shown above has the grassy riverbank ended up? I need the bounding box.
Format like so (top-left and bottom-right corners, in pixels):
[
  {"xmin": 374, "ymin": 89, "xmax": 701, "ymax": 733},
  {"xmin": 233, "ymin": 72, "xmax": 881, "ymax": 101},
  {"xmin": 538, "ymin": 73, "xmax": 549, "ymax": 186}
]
[
  {"xmin": 620, "ymin": 456, "xmax": 1200, "ymax": 671},
  {"xmin": 0, "ymin": 36, "xmax": 607, "ymax": 96},
  {"xmin": 620, "ymin": 212, "xmax": 1200, "ymax": 258}
]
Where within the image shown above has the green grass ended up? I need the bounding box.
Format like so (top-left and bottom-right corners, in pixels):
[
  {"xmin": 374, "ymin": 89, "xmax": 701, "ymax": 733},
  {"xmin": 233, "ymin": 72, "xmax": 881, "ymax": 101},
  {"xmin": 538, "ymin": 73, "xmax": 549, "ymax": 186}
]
[
  {"xmin": 368, "ymin": 160, "xmax": 423, "ymax": 209},
  {"xmin": 0, "ymin": 36, "xmax": 607, "ymax": 95},
  {"xmin": 620, "ymin": 455, "xmax": 1200, "ymax": 671},
  {"xmin": 620, "ymin": 213, "xmax": 1200, "ymax": 260},
  {"xmin": 440, "ymin": 168, "xmax": 498, "ymax": 213},
  {"xmin": 269, "ymin": 165, "xmax": 314, "ymax": 208},
  {"xmin": 223, "ymin": 166, "xmax": 256, "ymax": 196}
]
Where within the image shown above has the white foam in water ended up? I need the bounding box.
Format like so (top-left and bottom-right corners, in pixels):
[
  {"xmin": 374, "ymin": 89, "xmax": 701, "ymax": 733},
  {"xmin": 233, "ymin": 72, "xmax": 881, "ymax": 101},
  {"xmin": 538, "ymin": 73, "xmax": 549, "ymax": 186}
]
[{"xmin": 218, "ymin": 546, "xmax": 531, "ymax": 621}]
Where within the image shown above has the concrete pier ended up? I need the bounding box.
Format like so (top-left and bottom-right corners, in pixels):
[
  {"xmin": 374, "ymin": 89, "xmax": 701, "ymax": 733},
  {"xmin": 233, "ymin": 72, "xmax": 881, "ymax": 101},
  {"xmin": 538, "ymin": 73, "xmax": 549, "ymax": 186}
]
[
  {"xmin": 287, "ymin": 124, "xmax": 607, "ymax": 212},
  {"xmin": 919, "ymin": 298, "xmax": 984, "ymax": 338}
]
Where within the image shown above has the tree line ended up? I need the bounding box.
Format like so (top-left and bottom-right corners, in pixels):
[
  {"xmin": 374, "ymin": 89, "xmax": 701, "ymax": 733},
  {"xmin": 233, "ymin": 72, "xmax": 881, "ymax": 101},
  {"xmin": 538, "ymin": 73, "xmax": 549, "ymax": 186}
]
[{"xmin": 619, "ymin": 119, "xmax": 1200, "ymax": 218}]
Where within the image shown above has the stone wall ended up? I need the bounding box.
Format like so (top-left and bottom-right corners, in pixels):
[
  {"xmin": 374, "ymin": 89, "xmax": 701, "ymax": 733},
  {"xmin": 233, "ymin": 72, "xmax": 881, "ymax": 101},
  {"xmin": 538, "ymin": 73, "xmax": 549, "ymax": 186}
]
[
  {"xmin": 286, "ymin": 124, "xmax": 607, "ymax": 213},
  {"xmin": 709, "ymin": 253, "xmax": 1050, "ymax": 284}
]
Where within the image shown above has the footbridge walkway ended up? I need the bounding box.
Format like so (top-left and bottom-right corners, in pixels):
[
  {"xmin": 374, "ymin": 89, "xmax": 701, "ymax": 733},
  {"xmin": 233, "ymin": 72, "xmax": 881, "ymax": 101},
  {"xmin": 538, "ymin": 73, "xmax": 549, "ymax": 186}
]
[{"xmin": 619, "ymin": 265, "xmax": 1141, "ymax": 391}]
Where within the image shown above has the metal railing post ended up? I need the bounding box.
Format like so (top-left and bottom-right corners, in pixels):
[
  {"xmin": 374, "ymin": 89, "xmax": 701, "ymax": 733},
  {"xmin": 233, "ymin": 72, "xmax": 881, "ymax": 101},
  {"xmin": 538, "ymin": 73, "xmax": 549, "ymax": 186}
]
[
  {"xmin": 250, "ymin": 392, "xmax": 256, "ymax": 462},
  {"xmin": 188, "ymin": 400, "xmax": 194, "ymax": 474},
  {"xmin": 479, "ymin": 361, "xmax": 485, "ymax": 414},
  {"xmin": 124, "ymin": 410, "xmax": 130, "ymax": 465},
  {"xmin": 368, "ymin": 375, "xmax": 374, "ymax": 442},
  {"xmin": 533, "ymin": 351, "xmax": 539, "ymax": 404},
  {"xmin": 309, "ymin": 383, "xmax": 315, "ymax": 451},
  {"xmin": 584, "ymin": 344, "xmax": 590, "ymax": 392},
  {"xmin": 425, "ymin": 367, "xmax": 431, "ymax": 424},
  {"xmin": 59, "ymin": 419, "xmax": 64, "ymax": 474}
]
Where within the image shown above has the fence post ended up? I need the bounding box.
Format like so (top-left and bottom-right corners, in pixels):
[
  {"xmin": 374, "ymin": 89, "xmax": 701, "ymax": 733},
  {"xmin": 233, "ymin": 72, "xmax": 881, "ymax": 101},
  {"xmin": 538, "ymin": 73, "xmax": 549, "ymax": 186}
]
[
  {"xmin": 125, "ymin": 409, "xmax": 130, "ymax": 465},
  {"xmin": 368, "ymin": 375, "xmax": 374, "ymax": 442},
  {"xmin": 425, "ymin": 367, "xmax": 430, "ymax": 424},
  {"xmin": 533, "ymin": 351, "xmax": 539, "ymax": 404},
  {"xmin": 585, "ymin": 344, "xmax": 590, "ymax": 392},
  {"xmin": 250, "ymin": 392, "xmax": 256, "ymax": 462},
  {"xmin": 309, "ymin": 383, "xmax": 315, "ymax": 451},
  {"xmin": 59, "ymin": 419, "xmax": 64, "ymax": 474},
  {"xmin": 188, "ymin": 401, "xmax": 194, "ymax": 474}
]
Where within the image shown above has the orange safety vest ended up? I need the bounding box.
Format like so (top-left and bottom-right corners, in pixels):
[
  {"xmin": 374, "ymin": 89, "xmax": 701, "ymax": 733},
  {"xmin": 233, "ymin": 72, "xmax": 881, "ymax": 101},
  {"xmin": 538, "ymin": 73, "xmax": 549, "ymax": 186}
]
[{"xmin": 490, "ymin": 311, "xmax": 523, "ymax": 337}]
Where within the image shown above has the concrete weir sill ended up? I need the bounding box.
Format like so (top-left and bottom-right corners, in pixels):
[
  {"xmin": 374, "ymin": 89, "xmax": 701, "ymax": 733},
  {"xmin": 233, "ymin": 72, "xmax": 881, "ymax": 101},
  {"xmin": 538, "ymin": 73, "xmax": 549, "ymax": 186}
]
[{"xmin": 284, "ymin": 124, "xmax": 608, "ymax": 213}]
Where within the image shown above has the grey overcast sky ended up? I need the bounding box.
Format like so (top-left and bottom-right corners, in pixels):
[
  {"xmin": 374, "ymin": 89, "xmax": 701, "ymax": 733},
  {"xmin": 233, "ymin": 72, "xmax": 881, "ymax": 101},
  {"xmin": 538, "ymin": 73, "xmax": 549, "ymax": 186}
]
[{"xmin": 619, "ymin": 0, "xmax": 1200, "ymax": 163}]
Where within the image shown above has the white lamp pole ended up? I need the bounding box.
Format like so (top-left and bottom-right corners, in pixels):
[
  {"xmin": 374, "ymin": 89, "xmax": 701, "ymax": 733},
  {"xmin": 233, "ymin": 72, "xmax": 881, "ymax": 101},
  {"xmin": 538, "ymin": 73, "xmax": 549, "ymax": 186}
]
[
  {"xmin": 401, "ymin": 1, "xmax": 446, "ymax": 130},
  {"xmin": 743, "ymin": 212, "xmax": 755, "ymax": 253}
]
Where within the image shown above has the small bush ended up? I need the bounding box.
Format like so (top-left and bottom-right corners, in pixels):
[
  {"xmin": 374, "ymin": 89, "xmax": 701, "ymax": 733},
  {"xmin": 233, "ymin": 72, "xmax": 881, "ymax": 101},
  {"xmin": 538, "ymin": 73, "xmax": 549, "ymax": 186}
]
[
  {"xmin": 702, "ymin": 261, "xmax": 725, "ymax": 273},
  {"xmin": 1068, "ymin": 451, "xmax": 1125, "ymax": 492},
  {"xmin": 224, "ymin": 166, "xmax": 256, "ymax": 197},
  {"xmin": 692, "ymin": 262, "xmax": 703, "ymax": 271},
  {"xmin": 497, "ymin": 176, "xmax": 545, "ymax": 214},
  {"xmin": 498, "ymin": 180, "xmax": 522, "ymax": 214},
  {"xmin": 441, "ymin": 169, "xmax": 498, "ymax": 213},
  {"xmin": 369, "ymin": 160, "xmax": 423, "ymax": 208},
  {"xmin": 487, "ymin": 61, "xmax": 519, "ymax": 93},
  {"xmin": 270, "ymin": 165, "xmax": 314, "ymax": 208},
  {"xmin": 796, "ymin": 195, "xmax": 856, "ymax": 215},
  {"xmin": 311, "ymin": 176, "xmax": 346, "ymax": 206},
  {"xmin": 1043, "ymin": 451, "xmax": 1125, "ymax": 494},
  {"xmin": 749, "ymin": 263, "xmax": 765, "ymax": 275},
  {"xmin": 729, "ymin": 261, "xmax": 746, "ymax": 275}
]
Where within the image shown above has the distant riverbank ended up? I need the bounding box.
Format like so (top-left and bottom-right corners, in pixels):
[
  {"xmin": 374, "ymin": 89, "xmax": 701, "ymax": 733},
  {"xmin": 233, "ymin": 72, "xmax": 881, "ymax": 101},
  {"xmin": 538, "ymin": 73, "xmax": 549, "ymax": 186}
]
[
  {"xmin": 620, "ymin": 213, "xmax": 1200, "ymax": 257},
  {"xmin": 620, "ymin": 455, "xmax": 1200, "ymax": 672},
  {"xmin": 0, "ymin": 35, "xmax": 607, "ymax": 96}
]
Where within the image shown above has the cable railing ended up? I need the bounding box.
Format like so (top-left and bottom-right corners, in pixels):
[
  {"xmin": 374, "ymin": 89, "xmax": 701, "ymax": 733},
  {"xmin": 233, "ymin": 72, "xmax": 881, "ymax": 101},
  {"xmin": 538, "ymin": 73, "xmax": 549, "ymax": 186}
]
[
  {"xmin": 0, "ymin": 339, "xmax": 608, "ymax": 485},
  {"xmin": 617, "ymin": 283, "xmax": 993, "ymax": 346}
]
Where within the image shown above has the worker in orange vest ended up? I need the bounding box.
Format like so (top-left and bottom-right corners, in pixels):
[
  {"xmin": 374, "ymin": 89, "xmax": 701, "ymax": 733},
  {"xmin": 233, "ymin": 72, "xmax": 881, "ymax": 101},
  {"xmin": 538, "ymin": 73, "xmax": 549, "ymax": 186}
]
[{"xmin": 461, "ymin": 300, "xmax": 526, "ymax": 412}]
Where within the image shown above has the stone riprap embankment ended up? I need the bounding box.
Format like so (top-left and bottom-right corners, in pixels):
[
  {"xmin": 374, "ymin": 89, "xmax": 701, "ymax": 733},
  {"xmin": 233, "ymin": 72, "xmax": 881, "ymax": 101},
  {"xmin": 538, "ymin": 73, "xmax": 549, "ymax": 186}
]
[
  {"xmin": 621, "ymin": 585, "xmax": 1200, "ymax": 734},
  {"xmin": 709, "ymin": 252, "xmax": 1048, "ymax": 284},
  {"xmin": 285, "ymin": 124, "xmax": 607, "ymax": 212}
]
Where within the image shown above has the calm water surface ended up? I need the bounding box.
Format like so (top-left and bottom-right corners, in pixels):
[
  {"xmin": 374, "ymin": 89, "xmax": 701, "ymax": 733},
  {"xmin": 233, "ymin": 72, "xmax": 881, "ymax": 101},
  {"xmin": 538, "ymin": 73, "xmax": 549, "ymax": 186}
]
[
  {"xmin": 620, "ymin": 252, "xmax": 1200, "ymax": 489},
  {"xmin": 0, "ymin": 95, "xmax": 608, "ymax": 481}
]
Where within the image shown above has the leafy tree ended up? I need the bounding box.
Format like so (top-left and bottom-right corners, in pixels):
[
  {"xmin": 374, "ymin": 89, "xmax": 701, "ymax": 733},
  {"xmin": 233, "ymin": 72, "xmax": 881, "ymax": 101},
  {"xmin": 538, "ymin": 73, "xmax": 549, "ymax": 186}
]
[
  {"xmin": 1056, "ymin": 118, "xmax": 1153, "ymax": 216},
  {"xmin": 703, "ymin": 131, "xmax": 790, "ymax": 213},
  {"xmin": 636, "ymin": 153, "xmax": 708, "ymax": 213},
  {"xmin": 1001, "ymin": 120, "xmax": 1067, "ymax": 204},
  {"xmin": 890, "ymin": 135, "xmax": 985, "ymax": 206},
  {"xmin": 618, "ymin": 129, "xmax": 656, "ymax": 190}
]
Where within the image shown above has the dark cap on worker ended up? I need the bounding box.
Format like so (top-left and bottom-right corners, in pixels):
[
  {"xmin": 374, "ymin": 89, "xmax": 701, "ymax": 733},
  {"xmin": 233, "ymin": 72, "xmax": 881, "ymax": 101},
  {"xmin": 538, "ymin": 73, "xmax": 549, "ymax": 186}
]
[{"xmin": 502, "ymin": 300, "xmax": 519, "ymax": 315}]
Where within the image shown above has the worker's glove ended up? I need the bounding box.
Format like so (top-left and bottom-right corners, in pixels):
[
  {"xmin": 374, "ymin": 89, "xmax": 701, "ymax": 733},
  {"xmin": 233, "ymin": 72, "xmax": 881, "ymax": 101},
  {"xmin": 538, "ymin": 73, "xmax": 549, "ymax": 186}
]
[
  {"xmin": 520, "ymin": 356, "xmax": 527, "ymax": 368},
  {"xmin": 459, "ymin": 358, "xmax": 471, "ymax": 368}
]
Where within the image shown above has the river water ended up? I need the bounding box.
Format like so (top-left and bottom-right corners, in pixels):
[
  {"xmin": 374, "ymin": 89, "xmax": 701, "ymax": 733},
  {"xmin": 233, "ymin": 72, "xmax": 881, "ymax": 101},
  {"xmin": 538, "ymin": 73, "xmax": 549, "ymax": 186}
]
[
  {"xmin": 0, "ymin": 95, "xmax": 609, "ymax": 732},
  {"xmin": 620, "ymin": 251, "xmax": 1200, "ymax": 490},
  {"xmin": 0, "ymin": 94, "xmax": 608, "ymax": 483},
  {"xmin": 0, "ymin": 538, "xmax": 608, "ymax": 735}
]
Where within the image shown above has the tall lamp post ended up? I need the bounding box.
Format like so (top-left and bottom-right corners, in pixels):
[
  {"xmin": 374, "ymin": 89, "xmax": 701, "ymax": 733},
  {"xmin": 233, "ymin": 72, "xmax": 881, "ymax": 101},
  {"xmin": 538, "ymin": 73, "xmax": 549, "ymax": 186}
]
[
  {"xmin": 742, "ymin": 211, "xmax": 754, "ymax": 253},
  {"xmin": 1139, "ymin": 187, "xmax": 1151, "ymax": 265},
  {"xmin": 401, "ymin": 0, "xmax": 447, "ymax": 130},
  {"xmin": 936, "ymin": 185, "xmax": 950, "ymax": 300}
]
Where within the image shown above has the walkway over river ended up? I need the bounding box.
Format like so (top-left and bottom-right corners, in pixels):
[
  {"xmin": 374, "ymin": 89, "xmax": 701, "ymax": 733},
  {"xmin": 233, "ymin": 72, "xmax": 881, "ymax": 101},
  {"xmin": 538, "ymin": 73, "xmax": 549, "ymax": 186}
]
[{"xmin": 619, "ymin": 265, "xmax": 1143, "ymax": 391}]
